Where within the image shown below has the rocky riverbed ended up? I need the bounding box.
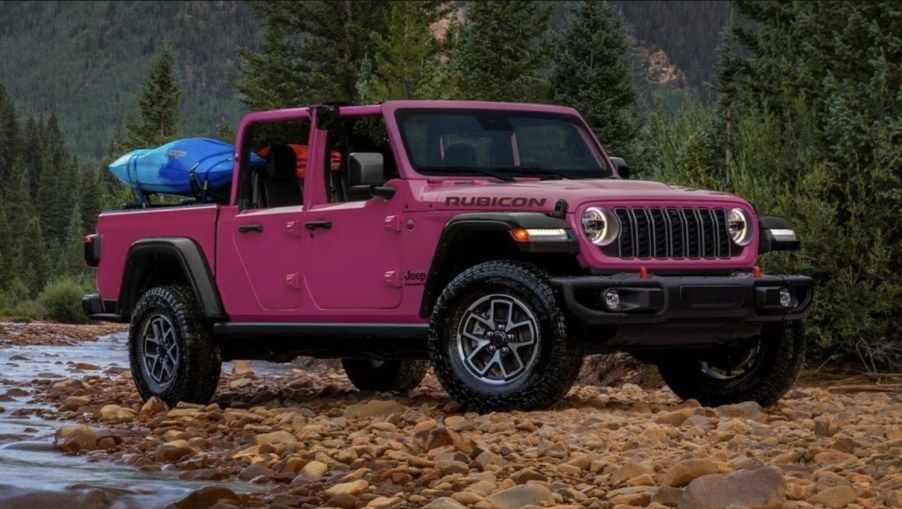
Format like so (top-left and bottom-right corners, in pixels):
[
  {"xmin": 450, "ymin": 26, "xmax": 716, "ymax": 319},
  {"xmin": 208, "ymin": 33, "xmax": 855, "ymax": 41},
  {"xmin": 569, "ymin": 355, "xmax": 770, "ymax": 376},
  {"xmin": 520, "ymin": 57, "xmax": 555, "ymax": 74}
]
[{"xmin": 0, "ymin": 323, "xmax": 900, "ymax": 509}]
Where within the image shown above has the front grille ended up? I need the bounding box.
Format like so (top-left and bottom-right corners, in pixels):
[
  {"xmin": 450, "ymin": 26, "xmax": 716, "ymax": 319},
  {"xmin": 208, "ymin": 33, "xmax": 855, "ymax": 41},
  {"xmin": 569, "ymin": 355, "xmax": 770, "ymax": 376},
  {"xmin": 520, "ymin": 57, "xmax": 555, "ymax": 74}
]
[{"xmin": 602, "ymin": 206, "xmax": 734, "ymax": 259}]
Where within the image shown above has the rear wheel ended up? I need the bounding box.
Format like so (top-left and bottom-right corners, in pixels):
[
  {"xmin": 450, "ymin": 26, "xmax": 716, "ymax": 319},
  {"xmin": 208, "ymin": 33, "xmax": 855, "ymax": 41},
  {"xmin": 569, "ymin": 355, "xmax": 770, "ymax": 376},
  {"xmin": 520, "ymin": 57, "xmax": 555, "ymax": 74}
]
[
  {"xmin": 656, "ymin": 321, "xmax": 805, "ymax": 407},
  {"xmin": 428, "ymin": 261, "xmax": 583, "ymax": 412},
  {"xmin": 128, "ymin": 286, "xmax": 221, "ymax": 406},
  {"xmin": 341, "ymin": 358, "xmax": 428, "ymax": 392}
]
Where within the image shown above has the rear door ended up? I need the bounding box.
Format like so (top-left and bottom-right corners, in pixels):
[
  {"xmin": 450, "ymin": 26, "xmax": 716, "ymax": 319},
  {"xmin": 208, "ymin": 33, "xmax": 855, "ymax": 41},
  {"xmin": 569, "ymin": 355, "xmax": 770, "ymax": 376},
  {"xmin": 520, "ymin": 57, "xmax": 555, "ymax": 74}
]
[{"xmin": 216, "ymin": 111, "xmax": 311, "ymax": 316}]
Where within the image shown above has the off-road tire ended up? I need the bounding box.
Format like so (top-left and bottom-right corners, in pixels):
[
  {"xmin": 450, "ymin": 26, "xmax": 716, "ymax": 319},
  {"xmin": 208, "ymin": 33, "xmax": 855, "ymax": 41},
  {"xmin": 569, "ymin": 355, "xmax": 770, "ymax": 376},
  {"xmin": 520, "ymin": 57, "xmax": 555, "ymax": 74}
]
[
  {"xmin": 656, "ymin": 321, "xmax": 805, "ymax": 407},
  {"xmin": 341, "ymin": 359, "xmax": 428, "ymax": 392},
  {"xmin": 128, "ymin": 285, "xmax": 221, "ymax": 406},
  {"xmin": 428, "ymin": 261, "xmax": 583, "ymax": 413}
]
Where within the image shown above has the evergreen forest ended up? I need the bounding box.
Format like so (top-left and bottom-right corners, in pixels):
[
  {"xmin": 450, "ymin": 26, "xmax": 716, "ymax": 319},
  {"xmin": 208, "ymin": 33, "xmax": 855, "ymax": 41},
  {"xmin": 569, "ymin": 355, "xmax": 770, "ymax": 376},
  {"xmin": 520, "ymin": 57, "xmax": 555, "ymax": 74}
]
[{"xmin": 0, "ymin": 0, "xmax": 899, "ymax": 367}]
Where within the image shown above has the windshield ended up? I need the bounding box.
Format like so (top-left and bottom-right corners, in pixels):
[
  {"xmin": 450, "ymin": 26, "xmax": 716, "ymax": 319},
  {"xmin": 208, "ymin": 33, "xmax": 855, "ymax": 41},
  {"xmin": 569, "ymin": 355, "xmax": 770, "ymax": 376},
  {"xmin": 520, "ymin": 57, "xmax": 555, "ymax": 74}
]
[{"xmin": 396, "ymin": 109, "xmax": 612, "ymax": 179}]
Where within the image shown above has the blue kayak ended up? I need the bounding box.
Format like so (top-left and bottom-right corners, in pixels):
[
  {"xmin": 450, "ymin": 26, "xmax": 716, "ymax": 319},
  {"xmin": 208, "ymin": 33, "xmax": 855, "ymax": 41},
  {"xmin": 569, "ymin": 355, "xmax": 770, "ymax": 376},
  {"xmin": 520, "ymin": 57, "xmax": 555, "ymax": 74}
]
[{"xmin": 108, "ymin": 138, "xmax": 263, "ymax": 199}]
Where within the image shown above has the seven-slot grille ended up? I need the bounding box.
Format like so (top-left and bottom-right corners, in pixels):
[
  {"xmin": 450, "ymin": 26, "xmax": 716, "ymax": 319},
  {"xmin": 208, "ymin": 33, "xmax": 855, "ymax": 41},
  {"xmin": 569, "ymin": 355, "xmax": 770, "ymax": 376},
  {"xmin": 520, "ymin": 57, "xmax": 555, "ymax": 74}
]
[{"xmin": 601, "ymin": 206, "xmax": 734, "ymax": 259}]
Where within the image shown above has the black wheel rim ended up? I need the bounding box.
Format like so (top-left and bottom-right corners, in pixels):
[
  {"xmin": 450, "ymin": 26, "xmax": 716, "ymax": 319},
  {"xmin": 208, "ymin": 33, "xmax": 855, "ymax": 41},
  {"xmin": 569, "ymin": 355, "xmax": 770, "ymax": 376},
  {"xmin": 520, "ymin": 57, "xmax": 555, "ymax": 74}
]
[
  {"xmin": 698, "ymin": 339, "xmax": 762, "ymax": 380},
  {"xmin": 456, "ymin": 294, "xmax": 539, "ymax": 385},
  {"xmin": 142, "ymin": 314, "xmax": 180, "ymax": 386}
]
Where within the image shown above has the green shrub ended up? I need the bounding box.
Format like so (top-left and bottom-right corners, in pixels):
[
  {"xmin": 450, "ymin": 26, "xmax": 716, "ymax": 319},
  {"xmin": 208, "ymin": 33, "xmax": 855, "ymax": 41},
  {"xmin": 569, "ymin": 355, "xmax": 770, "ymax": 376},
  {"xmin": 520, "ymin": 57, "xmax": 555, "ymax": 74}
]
[{"xmin": 39, "ymin": 276, "xmax": 91, "ymax": 324}]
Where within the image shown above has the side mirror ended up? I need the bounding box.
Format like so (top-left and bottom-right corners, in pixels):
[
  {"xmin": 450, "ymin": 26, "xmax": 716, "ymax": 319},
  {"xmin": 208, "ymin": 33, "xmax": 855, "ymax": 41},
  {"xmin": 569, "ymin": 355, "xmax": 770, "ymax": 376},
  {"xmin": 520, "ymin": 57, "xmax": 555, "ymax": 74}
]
[
  {"xmin": 348, "ymin": 152, "xmax": 384, "ymax": 186},
  {"xmin": 348, "ymin": 152, "xmax": 396, "ymax": 200},
  {"xmin": 610, "ymin": 157, "xmax": 631, "ymax": 180}
]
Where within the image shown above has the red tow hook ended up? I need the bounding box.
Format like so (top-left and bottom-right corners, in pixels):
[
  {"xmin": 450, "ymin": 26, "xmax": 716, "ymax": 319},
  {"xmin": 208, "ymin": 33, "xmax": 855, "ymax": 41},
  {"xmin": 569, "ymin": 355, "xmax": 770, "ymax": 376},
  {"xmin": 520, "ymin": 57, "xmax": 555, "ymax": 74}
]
[{"xmin": 639, "ymin": 267, "xmax": 649, "ymax": 279}]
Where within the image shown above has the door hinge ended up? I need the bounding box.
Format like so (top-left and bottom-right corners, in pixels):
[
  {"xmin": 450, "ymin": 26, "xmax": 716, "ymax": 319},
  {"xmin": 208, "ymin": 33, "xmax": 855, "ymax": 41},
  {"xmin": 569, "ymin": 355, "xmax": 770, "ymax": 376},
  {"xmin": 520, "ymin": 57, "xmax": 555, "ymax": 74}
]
[
  {"xmin": 285, "ymin": 273, "xmax": 302, "ymax": 290},
  {"xmin": 384, "ymin": 215, "xmax": 402, "ymax": 232},
  {"xmin": 286, "ymin": 220, "xmax": 303, "ymax": 237},
  {"xmin": 384, "ymin": 270, "xmax": 402, "ymax": 288}
]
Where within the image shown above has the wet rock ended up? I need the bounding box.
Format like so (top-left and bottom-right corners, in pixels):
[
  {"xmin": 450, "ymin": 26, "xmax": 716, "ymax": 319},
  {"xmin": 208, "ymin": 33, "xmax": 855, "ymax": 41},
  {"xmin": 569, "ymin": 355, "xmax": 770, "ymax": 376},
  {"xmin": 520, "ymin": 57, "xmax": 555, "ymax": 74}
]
[
  {"xmin": 474, "ymin": 450, "xmax": 504, "ymax": 469},
  {"xmin": 232, "ymin": 360, "xmax": 253, "ymax": 376},
  {"xmin": 813, "ymin": 450, "xmax": 858, "ymax": 467},
  {"xmin": 611, "ymin": 462, "xmax": 655, "ymax": 486},
  {"xmin": 326, "ymin": 493, "xmax": 358, "ymax": 509},
  {"xmin": 437, "ymin": 460, "xmax": 469, "ymax": 475},
  {"xmin": 324, "ymin": 479, "xmax": 369, "ymax": 497},
  {"xmin": 652, "ymin": 485, "xmax": 684, "ymax": 507},
  {"xmin": 424, "ymin": 496, "xmax": 468, "ymax": 509},
  {"xmin": 716, "ymin": 401, "xmax": 767, "ymax": 423},
  {"xmin": 254, "ymin": 430, "xmax": 297, "ymax": 448},
  {"xmin": 808, "ymin": 486, "xmax": 857, "ymax": 509},
  {"xmin": 607, "ymin": 486, "xmax": 654, "ymax": 506},
  {"xmin": 655, "ymin": 408, "xmax": 695, "ymax": 426},
  {"xmin": 512, "ymin": 467, "xmax": 547, "ymax": 484},
  {"xmin": 155, "ymin": 440, "xmax": 196, "ymax": 463},
  {"xmin": 487, "ymin": 485, "xmax": 555, "ymax": 509},
  {"xmin": 414, "ymin": 427, "xmax": 454, "ymax": 451},
  {"xmin": 140, "ymin": 397, "xmax": 168, "ymax": 415},
  {"xmin": 97, "ymin": 404, "xmax": 135, "ymax": 422},
  {"xmin": 300, "ymin": 460, "xmax": 328, "ymax": 481},
  {"xmin": 238, "ymin": 463, "xmax": 277, "ymax": 482},
  {"xmin": 344, "ymin": 399, "xmax": 405, "ymax": 419},
  {"xmin": 680, "ymin": 466, "xmax": 786, "ymax": 509},
  {"xmin": 662, "ymin": 458, "xmax": 731, "ymax": 487},
  {"xmin": 163, "ymin": 486, "xmax": 239, "ymax": 509},
  {"xmin": 54, "ymin": 424, "xmax": 97, "ymax": 453}
]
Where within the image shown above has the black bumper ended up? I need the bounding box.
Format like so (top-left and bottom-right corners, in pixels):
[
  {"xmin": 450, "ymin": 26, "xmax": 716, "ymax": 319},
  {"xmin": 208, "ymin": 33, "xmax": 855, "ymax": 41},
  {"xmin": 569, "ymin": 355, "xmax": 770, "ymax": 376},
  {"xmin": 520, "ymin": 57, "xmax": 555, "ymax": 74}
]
[
  {"xmin": 551, "ymin": 273, "xmax": 812, "ymax": 326},
  {"xmin": 82, "ymin": 294, "xmax": 122, "ymax": 322}
]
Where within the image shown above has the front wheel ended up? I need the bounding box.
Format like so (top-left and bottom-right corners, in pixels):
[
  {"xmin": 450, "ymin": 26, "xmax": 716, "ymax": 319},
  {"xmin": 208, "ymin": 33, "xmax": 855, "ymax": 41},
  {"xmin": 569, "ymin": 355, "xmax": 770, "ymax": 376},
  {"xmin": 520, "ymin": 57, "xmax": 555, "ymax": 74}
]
[
  {"xmin": 656, "ymin": 321, "xmax": 806, "ymax": 407},
  {"xmin": 428, "ymin": 261, "xmax": 583, "ymax": 413},
  {"xmin": 128, "ymin": 286, "xmax": 221, "ymax": 406}
]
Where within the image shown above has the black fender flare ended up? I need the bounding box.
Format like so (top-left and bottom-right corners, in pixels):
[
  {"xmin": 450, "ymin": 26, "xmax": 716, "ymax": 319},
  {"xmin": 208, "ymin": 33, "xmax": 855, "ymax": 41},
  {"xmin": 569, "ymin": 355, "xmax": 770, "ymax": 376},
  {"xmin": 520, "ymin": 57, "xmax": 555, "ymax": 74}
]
[
  {"xmin": 419, "ymin": 212, "xmax": 579, "ymax": 318},
  {"xmin": 118, "ymin": 237, "xmax": 225, "ymax": 320}
]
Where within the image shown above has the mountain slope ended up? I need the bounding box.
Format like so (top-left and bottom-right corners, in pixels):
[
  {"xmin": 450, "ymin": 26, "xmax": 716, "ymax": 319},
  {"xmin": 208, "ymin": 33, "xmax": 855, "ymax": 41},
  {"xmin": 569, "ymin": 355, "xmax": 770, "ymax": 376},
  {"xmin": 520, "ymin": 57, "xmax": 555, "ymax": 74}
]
[{"xmin": 0, "ymin": 0, "xmax": 257, "ymax": 159}]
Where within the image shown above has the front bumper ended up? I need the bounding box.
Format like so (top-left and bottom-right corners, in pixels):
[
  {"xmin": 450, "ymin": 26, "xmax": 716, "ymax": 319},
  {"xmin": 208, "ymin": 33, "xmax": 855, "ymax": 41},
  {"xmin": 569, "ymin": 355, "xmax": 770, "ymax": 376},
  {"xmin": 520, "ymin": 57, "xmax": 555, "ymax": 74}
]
[{"xmin": 552, "ymin": 273, "xmax": 812, "ymax": 325}]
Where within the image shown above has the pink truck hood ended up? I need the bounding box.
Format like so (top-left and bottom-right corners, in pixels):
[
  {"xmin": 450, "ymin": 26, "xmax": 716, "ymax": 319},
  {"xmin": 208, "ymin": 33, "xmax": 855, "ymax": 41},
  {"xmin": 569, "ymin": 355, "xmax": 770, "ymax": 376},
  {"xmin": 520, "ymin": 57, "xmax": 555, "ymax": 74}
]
[{"xmin": 413, "ymin": 178, "xmax": 749, "ymax": 211}]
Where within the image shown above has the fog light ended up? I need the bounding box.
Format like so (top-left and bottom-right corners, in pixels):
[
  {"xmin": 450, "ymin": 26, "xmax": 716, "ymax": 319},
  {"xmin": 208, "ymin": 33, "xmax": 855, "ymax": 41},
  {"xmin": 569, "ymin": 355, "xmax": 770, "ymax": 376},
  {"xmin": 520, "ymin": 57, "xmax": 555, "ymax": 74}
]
[
  {"xmin": 603, "ymin": 289, "xmax": 621, "ymax": 310},
  {"xmin": 779, "ymin": 287, "xmax": 793, "ymax": 308}
]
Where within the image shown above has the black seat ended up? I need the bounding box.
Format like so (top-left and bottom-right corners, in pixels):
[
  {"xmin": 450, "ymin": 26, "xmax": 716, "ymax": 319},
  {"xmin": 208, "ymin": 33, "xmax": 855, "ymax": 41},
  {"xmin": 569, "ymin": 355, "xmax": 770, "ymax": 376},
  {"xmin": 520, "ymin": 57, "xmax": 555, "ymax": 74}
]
[{"xmin": 262, "ymin": 144, "xmax": 302, "ymax": 207}]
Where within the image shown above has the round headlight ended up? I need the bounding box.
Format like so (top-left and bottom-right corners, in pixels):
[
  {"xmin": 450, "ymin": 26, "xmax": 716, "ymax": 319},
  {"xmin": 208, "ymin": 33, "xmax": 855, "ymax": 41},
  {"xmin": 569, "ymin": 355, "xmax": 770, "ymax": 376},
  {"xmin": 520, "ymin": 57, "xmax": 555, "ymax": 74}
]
[
  {"xmin": 727, "ymin": 208, "xmax": 754, "ymax": 246},
  {"xmin": 581, "ymin": 207, "xmax": 620, "ymax": 246}
]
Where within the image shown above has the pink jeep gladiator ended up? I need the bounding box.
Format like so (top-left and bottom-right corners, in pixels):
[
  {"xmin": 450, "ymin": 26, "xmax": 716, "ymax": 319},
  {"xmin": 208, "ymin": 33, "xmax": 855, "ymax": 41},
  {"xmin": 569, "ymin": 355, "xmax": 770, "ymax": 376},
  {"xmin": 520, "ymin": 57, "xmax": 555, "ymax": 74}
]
[{"xmin": 83, "ymin": 101, "xmax": 812, "ymax": 412}]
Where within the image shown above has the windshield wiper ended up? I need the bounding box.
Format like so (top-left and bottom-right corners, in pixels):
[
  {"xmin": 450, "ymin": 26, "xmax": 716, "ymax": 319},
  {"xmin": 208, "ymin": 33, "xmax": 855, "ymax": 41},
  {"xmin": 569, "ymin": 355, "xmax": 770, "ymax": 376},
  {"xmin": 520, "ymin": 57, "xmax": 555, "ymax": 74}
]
[
  {"xmin": 494, "ymin": 167, "xmax": 573, "ymax": 180},
  {"xmin": 417, "ymin": 166, "xmax": 515, "ymax": 182}
]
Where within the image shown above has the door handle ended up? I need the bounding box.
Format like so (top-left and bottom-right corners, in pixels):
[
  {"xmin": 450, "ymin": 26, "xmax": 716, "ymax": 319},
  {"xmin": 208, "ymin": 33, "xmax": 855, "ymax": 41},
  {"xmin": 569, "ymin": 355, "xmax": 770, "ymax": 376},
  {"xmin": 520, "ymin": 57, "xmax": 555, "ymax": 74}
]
[
  {"xmin": 305, "ymin": 220, "xmax": 332, "ymax": 231},
  {"xmin": 238, "ymin": 224, "xmax": 264, "ymax": 233}
]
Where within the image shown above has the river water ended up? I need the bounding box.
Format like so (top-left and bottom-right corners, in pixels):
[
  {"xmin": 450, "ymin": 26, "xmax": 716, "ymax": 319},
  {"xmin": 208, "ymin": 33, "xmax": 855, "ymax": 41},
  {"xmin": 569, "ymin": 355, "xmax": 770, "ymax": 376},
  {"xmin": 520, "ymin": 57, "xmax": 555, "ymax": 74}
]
[{"xmin": 0, "ymin": 330, "xmax": 269, "ymax": 507}]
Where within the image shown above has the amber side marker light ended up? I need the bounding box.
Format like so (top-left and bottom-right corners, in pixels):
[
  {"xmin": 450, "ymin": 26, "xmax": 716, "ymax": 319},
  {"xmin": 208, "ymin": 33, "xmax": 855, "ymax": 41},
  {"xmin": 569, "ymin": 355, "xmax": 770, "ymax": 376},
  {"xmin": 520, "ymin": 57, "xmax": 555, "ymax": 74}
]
[{"xmin": 509, "ymin": 228, "xmax": 569, "ymax": 242}]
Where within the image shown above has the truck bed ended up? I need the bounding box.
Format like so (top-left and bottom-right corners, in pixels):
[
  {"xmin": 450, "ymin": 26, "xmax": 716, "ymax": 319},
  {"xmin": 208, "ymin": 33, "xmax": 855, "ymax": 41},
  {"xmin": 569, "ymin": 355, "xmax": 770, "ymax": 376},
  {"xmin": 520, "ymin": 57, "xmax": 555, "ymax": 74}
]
[{"xmin": 95, "ymin": 204, "xmax": 220, "ymax": 304}]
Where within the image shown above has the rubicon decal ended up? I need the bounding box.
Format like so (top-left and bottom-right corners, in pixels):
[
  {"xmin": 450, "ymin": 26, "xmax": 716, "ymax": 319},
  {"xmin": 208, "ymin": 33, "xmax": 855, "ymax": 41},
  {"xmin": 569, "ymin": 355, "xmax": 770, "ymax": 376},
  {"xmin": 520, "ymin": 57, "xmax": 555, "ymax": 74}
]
[{"xmin": 445, "ymin": 196, "xmax": 547, "ymax": 207}]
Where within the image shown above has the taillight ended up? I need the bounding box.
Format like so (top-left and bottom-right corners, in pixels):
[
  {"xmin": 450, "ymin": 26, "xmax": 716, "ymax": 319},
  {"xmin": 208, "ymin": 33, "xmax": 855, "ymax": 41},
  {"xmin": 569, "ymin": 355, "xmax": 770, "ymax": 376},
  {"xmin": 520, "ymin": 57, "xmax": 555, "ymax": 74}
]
[{"xmin": 84, "ymin": 234, "xmax": 100, "ymax": 267}]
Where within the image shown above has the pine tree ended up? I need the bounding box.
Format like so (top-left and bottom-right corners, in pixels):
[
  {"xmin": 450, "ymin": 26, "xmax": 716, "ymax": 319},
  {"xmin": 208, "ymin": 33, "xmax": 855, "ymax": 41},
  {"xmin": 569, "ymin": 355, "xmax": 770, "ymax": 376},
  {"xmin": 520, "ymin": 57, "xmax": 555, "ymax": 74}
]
[
  {"xmin": 36, "ymin": 113, "xmax": 75, "ymax": 249},
  {"xmin": 121, "ymin": 43, "xmax": 182, "ymax": 150},
  {"xmin": 550, "ymin": 1, "xmax": 639, "ymax": 161},
  {"xmin": 0, "ymin": 205, "xmax": 12, "ymax": 287},
  {"xmin": 63, "ymin": 201, "xmax": 86, "ymax": 277},
  {"xmin": 357, "ymin": 1, "xmax": 452, "ymax": 102},
  {"xmin": 0, "ymin": 83, "xmax": 21, "ymax": 183},
  {"xmin": 79, "ymin": 164, "xmax": 102, "ymax": 233},
  {"xmin": 450, "ymin": 0, "xmax": 553, "ymax": 102},
  {"xmin": 238, "ymin": 1, "xmax": 393, "ymax": 109},
  {"xmin": 3, "ymin": 160, "xmax": 44, "ymax": 293},
  {"xmin": 22, "ymin": 116, "xmax": 46, "ymax": 200}
]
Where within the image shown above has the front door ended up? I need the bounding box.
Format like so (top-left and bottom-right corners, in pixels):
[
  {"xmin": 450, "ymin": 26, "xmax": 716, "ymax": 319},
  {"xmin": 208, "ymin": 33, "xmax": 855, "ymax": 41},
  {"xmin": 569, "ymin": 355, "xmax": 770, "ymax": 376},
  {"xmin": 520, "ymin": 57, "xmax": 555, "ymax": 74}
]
[{"xmin": 303, "ymin": 199, "xmax": 403, "ymax": 309}]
